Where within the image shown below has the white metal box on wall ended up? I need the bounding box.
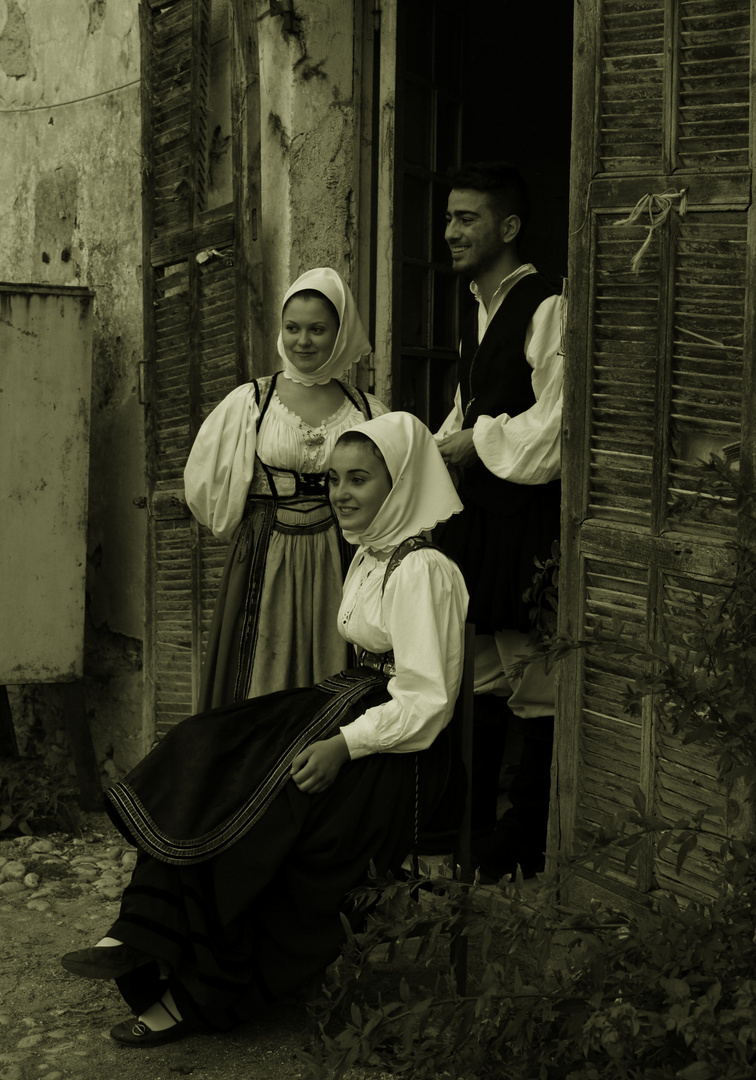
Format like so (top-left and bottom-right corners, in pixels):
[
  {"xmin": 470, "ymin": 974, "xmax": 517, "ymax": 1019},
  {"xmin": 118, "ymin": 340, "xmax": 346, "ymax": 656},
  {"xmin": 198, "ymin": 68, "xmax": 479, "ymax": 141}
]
[{"xmin": 0, "ymin": 284, "xmax": 94, "ymax": 683}]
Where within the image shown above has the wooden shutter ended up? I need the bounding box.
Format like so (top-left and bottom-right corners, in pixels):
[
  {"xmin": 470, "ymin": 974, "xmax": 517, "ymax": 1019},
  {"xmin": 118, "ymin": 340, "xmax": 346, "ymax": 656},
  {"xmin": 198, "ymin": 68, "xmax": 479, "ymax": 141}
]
[
  {"xmin": 559, "ymin": 0, "xmax": 754, "ymax": 906},
  {"xmin": 142, "ymin": 0, "xmax": 261, "ymax": 736}
]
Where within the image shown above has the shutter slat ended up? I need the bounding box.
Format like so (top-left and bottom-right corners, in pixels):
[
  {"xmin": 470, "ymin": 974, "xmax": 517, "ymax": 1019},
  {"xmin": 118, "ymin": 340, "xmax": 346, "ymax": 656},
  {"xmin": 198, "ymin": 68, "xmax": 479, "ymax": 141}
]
[
  {"xmin": 677, "ymin": 0, "xmax": 751, "ymax": 168},
  {"xmin": 599, "ymin": 2, "xmax": 665, "ymax": 172}
]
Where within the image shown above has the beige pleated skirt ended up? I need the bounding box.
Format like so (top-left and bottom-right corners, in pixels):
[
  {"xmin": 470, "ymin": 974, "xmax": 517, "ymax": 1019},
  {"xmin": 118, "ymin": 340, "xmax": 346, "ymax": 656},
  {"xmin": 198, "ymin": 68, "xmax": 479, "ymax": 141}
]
[{"xmin": 198, "ymin": 495, "xmax": 352, "ymax": 710}]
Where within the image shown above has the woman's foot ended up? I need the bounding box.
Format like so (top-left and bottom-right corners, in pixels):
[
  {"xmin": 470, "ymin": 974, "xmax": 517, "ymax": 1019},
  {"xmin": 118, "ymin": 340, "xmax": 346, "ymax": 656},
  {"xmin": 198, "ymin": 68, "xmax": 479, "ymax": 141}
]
[
  {"xmin": 110, "ymin": 992, "xmax": 192, "ymax": 1048},
  {"xmin": 60, "ymin": 939, "xmax": 154, "ymax": 979}
]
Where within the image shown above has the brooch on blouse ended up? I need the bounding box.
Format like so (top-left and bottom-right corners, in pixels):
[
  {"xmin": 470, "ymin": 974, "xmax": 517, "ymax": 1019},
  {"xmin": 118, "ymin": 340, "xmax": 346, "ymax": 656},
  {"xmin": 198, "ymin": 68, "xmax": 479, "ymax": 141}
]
[{"xmin": 300, "ymin": 423, "xmax": 326, "ymax": 448}]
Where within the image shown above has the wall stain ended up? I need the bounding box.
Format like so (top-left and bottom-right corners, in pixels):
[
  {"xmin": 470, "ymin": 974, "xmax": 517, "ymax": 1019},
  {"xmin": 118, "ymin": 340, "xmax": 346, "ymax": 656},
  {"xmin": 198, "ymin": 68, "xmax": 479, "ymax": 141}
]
[
  {"xmin": 0, "ymin": 0, "xmax": 31, "ymax": 79},
  {"xmin": 0, "ymin": 316, "xmax": 38, "ymax": 338},
  {"xmin": 87, "ymin": 0, "xmax": 107, "ymax": 37}
]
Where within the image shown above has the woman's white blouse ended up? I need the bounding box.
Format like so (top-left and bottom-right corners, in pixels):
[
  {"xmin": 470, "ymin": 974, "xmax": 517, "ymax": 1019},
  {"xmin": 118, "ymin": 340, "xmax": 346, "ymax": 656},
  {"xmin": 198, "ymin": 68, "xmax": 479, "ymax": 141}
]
[
  {"xmin": 337, "ymin": 547, "xmax": 469, "ymax": 759},
  {"xmin": 183, "ymin": 382, "xmax": 388, "ymax": 541}
]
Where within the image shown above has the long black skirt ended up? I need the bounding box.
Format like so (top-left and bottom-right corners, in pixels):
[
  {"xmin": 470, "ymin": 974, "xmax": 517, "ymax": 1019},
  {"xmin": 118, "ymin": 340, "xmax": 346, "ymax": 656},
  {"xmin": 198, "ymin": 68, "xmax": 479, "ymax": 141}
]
[{"xmin": 103, "ymin": 669, "xmax": 449, "ymax": 1031}]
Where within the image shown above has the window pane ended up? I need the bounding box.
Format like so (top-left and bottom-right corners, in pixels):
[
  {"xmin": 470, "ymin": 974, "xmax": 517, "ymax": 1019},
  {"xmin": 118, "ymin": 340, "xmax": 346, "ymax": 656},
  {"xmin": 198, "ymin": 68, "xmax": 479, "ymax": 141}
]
[
  {"xmin": 400, "ymin": 355, "xmax": 429, "ymax": 421},
  {"xmin": 432, "ymin": 270, "xmax": 460, "ymax": 351},
  {"xmin": 432, "ymin": 180, "xmax": 452, "ymax": 263},
  {"xmin": 402, "ymin": 265, "xmax": 429, "ymax": 348},
  {"xmin": 434, "ymin": 5, "xmax": 461, "ymax": 87},
  {"xmin": 435, "ymin": 93, "xmax": 460, "ymax": 174},
  {"xmin": 404, "ymin": 2, "xmax": 433, "ymax": 79},
  {"xmin": 404, "ymin": 80, "xmax": 433, "ymax": 168},
  {"xmin": 402, "ymin": 174, "xmax": 430, "ymax": 260}
]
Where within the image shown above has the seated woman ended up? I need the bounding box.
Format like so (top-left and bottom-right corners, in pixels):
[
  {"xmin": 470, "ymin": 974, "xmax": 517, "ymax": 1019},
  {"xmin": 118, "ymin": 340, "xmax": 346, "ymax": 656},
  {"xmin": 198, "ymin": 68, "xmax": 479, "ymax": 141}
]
[{"xmin": 61, "ymin": 411, "xmax": 468, "ymax": 1047}]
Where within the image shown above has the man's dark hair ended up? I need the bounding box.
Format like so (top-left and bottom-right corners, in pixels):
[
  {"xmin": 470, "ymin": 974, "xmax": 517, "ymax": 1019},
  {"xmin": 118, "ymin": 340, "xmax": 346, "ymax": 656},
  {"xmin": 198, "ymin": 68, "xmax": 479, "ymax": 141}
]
[{"xmin": 447, "ymin": 161, "xmax": 531, "ymax": 232}]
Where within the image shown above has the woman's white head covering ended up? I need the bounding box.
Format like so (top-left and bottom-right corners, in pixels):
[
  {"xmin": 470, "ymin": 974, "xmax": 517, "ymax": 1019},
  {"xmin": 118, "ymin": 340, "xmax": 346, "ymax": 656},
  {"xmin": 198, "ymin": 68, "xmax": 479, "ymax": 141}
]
[
  {"xmin": 276, "ymin": 267, "xmax": 372, "ymax": 386},
  {"xmin": 336, "ymin": 411, "xmax": 463, "ymax": 552}
]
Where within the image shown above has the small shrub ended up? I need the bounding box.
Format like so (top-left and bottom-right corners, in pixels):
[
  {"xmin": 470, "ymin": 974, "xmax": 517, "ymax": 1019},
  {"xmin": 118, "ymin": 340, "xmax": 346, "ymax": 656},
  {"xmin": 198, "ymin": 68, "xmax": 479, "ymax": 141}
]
[
  {"xmin": 0, "ymin": 757, "xmax": 81, "ymax": 836},
  {"xmin": 301, "ymin": 838, "xmax": 756, "ymax": 1079}
]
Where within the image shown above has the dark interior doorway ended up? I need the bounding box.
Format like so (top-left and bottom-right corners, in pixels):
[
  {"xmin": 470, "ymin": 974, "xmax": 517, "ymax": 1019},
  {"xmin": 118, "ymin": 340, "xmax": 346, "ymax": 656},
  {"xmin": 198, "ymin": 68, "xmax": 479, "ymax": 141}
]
[
  {"xmin": 460, "ymin": 2, "xmax": 574, "ymax": 286},
  {"xmin": 393, "ymin": 1, "xmax": 574, "ymax": 427}
]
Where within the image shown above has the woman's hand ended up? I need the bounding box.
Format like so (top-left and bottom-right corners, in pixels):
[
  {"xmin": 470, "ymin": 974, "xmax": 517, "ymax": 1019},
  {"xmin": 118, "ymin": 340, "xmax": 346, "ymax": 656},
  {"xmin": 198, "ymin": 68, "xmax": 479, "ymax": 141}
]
[{"xmin": 290, "ymin": 734, "xmax": 351, "ymax": 794}]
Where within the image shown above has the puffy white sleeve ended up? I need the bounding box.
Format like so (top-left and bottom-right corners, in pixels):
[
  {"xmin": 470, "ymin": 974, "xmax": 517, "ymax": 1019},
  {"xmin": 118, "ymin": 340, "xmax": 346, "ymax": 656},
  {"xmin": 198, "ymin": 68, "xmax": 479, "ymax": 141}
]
[
  {"xmin": 363, "ymin": 391, "xmax": 391, "ymax": 418},
  {"xmin": 472, "ymin": 292, "xmax": 564, "ymax": 484},
  {"xmin": 183, "ymin": 384, "xmax": 260, "ymax": 542},
  {"xmin": 340, "ymin": 551, "xmax": 469, "ymax": 759}
]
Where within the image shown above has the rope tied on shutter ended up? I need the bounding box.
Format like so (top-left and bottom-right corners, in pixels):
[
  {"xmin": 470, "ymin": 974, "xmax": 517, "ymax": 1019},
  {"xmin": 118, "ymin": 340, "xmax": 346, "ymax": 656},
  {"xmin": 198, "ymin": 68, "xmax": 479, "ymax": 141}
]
[{"xmin": 614, "ymin": 188, "xmax": 688, "ymax": 273}]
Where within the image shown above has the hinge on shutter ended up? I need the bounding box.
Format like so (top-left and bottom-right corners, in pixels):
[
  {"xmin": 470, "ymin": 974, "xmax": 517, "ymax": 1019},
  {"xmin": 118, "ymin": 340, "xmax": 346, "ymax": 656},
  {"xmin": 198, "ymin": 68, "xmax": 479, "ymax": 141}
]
[{"xmin": 373, "ymin": 2, "xmax": 381, "ymax": 31}]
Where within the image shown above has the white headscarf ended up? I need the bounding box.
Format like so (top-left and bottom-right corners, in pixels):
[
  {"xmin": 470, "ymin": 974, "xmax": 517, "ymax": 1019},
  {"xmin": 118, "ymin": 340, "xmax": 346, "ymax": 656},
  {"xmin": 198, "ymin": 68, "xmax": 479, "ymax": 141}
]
[
  {"xmin": 337, "ymin": 411, "xmax": 463, "ymax": 552},
  {"xmin": 276, "ymin": 267, "xmax": 372, "ymax": 386}
]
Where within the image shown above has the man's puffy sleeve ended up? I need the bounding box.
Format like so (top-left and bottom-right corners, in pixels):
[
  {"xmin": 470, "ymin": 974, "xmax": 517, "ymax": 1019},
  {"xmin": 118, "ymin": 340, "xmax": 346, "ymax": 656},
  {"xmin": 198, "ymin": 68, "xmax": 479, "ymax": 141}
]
[
  {"xmin": 473, "ymin": 292, "xmax": 564, "ymax": 484},
  {"xmin": 184, "ymin": 384, "xmax": 260, "ymax": 541},
  {"xmin": 339, "ymin": 551, "xmax": 469, "ymax": 759}
]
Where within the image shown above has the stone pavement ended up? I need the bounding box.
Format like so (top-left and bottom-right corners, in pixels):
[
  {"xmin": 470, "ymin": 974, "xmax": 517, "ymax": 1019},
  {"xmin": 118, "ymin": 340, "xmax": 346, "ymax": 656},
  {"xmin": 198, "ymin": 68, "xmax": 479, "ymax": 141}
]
[{"xmin": 0, "ymin": 817, "xmax": 398, "ymax": 1080}]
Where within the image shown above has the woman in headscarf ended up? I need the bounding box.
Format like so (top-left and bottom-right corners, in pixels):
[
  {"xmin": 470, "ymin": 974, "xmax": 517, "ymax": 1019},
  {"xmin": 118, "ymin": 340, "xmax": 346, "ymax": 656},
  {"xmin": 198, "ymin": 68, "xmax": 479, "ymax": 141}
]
[
  {"xmin": 184, "ymin": 267, "xmax": 388, "ymax": 708},
  {"xmin": 61, "ymin": 412, "xmax": 469, "ymax": 1047}
]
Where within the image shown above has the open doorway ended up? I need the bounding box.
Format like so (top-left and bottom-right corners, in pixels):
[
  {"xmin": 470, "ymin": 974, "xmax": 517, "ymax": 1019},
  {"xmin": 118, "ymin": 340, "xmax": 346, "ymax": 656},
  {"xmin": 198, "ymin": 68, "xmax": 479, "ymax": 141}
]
[
  {"xmin": 460, "ymin": 1, "xmax": 573, "ymax": 285},
  {"xmin": 391, "ymin": 0, "xmax": 573, "ymax": 427}
]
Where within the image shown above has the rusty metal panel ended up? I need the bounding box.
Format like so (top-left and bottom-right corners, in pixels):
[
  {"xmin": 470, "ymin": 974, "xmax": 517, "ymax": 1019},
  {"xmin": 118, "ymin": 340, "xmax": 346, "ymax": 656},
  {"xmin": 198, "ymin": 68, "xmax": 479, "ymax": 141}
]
[{"xmin": 0, "ymin": 284, "xmax": 94, "ymax": 683}]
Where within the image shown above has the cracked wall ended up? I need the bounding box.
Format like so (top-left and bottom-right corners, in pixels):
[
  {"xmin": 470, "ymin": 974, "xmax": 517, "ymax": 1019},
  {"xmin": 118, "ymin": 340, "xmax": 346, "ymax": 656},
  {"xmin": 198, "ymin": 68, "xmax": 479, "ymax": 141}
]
[
  {"xmin": 0, "ymin": 0, "xmax": 147, "ymax": 778},
  {"xmin": 257, "ymin": 0, "xmax": 362, "ymax": 360}
]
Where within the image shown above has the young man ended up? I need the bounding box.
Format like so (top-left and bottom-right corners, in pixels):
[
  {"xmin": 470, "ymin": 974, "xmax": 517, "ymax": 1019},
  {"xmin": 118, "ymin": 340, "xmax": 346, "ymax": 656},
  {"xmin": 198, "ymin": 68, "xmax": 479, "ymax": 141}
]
[{"xmin": 435, "ymin": 161, "xmax": 564, "ymax": 881}]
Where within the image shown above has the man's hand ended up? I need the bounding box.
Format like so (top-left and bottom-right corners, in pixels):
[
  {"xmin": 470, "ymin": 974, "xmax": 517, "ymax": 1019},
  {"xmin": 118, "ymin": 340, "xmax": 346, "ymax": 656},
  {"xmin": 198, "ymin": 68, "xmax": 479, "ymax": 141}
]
[
  {"xmin": 437, "ymin": 429, "xmax": 477, "ymax": 470},
  {"xmin": 290, "ymin": 734, "xmax": 351, "ymax": 794}
]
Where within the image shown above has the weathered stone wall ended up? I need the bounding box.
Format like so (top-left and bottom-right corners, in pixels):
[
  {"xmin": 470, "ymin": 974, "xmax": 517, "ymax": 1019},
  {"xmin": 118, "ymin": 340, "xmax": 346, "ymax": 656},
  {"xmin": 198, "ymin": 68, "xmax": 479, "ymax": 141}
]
[
  {"xmin": 256, "ymin": 0, "xmax": 363, "ymax": 370},
  {"xmin": 0, "ymin": 1, "xmax": 147, "ymax": 778},
  {"xmin": 0, "ymin": 0, "xmax": 371, "ymax": 785}
]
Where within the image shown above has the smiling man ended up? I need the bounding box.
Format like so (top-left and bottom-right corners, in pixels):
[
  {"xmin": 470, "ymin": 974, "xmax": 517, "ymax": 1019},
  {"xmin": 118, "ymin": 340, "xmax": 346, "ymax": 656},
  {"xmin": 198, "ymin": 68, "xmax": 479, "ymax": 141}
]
[{"xmin": 434, "ymin": 161, "xmax": 565, "ymax": 882}]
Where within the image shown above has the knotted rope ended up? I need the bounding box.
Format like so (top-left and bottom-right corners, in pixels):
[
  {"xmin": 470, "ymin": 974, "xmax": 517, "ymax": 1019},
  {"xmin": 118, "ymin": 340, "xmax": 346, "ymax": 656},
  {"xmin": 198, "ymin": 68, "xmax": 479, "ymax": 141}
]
[{"xmin": 614, "ymin": 188, "xmax": 688, "ymax": 272}]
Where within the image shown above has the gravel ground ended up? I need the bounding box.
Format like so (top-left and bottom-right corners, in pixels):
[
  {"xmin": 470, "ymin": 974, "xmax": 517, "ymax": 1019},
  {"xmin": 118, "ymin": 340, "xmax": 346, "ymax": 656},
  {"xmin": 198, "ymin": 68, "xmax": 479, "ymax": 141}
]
[{"xmin": 0, "ymin": 814, "xmax": 398, "ymax": 1080}]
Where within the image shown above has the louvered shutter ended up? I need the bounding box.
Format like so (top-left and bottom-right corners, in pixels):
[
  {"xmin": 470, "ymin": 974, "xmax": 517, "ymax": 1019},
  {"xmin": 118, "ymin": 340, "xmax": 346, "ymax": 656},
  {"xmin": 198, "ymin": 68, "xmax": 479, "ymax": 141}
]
[
  {"xmin": 559, "ymin": 0, "xmax": 754, "ymax": 906},
  {"xmin": 143, "ymin": 0, "xmax": 260, "ymax": 735}
]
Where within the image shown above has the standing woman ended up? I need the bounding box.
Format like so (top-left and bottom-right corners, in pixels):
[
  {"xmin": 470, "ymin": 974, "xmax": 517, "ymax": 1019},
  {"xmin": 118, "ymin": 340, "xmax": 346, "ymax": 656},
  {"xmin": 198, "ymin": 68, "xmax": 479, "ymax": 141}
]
[
  {"xmin": 185, "ymin": 267, "xmax": 388, "ymax": 708},
  {"xmin": 61, "ymin": 412, "xmax": 468, "ymax": 1046}
]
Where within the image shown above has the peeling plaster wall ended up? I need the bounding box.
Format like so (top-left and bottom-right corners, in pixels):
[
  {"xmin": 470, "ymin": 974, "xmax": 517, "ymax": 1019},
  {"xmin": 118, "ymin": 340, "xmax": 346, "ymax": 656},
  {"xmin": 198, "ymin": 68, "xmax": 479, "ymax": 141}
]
[
  {"xmin": 0, "ymin": 0, "xmax": 146, "ymax": 777},
  {"xmin": 257, "ymin": 0, "xmax": 362, "ymax": 362}
]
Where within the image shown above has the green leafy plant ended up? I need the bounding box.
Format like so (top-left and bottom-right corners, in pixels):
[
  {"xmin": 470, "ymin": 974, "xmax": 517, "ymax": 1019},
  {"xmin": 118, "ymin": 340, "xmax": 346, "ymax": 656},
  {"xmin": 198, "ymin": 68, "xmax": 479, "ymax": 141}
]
[
  {"xmin": 526, "ymin": 538, "xmax": 561, "ymax": 641},
  {"xmin": 300, "ymin": 841, "xmax": 756, "ymax": 1079},
  {"xmin": 300, "ymin": 458, "xmax": 756, "ymax": 1079}
]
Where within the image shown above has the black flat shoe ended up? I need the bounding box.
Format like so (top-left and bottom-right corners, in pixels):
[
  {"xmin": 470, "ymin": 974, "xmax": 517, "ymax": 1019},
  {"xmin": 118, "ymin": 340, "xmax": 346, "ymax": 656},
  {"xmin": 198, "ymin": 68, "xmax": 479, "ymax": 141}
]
[
  {"xmin": 60, "ymin": 943, "xmax": 154, "ymax": 979},
  {"xmin": 110, "ymin": 999, "xmax": 192, "ymax": 1047},
  {"xmin": 110, "ymin": 1016, "xmax": 192, "ymax": 1047}
]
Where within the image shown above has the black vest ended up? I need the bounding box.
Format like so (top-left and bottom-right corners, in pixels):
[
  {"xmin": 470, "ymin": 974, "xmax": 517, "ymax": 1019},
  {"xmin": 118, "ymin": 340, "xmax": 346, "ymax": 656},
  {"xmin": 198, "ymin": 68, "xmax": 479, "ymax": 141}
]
[{"xmin": 457, "ymin": 272, "xmax": 557, "ymax": 508}]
